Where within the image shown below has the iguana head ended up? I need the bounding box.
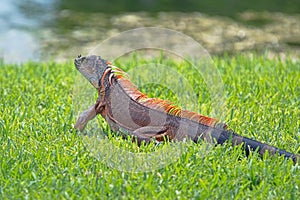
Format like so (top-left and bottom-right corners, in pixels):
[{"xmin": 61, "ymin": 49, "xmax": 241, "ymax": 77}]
[{"xmin": 74, "ymin": 55, "xmax": 110, "ymax": 89}]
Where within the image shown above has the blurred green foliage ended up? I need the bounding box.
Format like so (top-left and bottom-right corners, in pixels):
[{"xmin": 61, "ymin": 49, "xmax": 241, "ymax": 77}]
[{"xmin": 59, "ymin": 0, "xmax": 300, "ymax": 17}]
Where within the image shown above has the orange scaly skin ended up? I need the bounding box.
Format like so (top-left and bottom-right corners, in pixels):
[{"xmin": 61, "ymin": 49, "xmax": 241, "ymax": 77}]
[{"xmin": 74, "ymin": 55, "xmax": 299, "ymax": 164}]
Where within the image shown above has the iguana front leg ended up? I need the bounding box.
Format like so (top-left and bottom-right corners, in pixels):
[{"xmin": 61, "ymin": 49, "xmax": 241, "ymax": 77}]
[
  {"xmin": 74, "ymin": 98, "xmax": 106, "ymax": 132},
  {"xmin": 75, "ymin": 87, "xmax": 107, "ymax": 132},
  {"xmin": 74, "ymin": 104, "xmax": 98, "ymax": 132}
]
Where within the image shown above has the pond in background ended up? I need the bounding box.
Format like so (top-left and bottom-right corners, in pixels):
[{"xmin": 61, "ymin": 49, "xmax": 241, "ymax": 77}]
[
  {"xmin": 0, "ymin": 0, "xmax": 55, "ymax": 63},
  {"xmin": 0, "ymin": 0, "xmax": 299, "ymax": 63}
]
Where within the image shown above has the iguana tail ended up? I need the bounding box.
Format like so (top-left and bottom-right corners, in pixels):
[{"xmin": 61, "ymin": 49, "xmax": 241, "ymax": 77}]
[{"xmin": 207, "ymin": 128, "xmax": 299, "ymax": 164}]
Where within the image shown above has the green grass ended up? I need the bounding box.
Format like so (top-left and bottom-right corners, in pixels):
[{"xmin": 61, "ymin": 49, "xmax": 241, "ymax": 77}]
[{"xmin": 0, "ymin": 54, "xmax": 299, "ymax": 199}]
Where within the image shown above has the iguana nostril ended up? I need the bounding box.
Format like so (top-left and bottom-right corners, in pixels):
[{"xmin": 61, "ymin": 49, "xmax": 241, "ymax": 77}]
[{"xmin": 74, "ymin": 55, "xmax": 86, "ymax": 66}]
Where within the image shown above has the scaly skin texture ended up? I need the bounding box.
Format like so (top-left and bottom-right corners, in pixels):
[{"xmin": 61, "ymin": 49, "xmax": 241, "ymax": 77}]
[{"xmin": 74, "ymin": 55, "xmax": 299, "ymax": 164}]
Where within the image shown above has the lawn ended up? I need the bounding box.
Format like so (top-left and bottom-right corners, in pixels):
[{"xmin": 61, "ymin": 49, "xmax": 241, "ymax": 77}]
[{"xmin": 0, "ymin": 54, "xmax": 299, "ymax": 199}]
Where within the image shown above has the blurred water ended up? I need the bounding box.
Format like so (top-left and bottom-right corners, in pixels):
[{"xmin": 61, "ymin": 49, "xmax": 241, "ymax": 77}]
[{"xmin": 0, "ymin": 0, "xmax": 55, "ymax": 63}]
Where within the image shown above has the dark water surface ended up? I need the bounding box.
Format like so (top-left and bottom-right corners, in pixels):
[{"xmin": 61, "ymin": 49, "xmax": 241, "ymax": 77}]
[{"xmin": 0, "ymin": 0, "xmax": 299, "ymax": 63}]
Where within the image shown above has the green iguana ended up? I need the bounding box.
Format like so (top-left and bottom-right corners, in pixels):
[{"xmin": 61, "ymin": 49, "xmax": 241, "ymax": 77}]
[{"xmin": 74, "ymin": 55, "xmax": 299, "ymax": 164}]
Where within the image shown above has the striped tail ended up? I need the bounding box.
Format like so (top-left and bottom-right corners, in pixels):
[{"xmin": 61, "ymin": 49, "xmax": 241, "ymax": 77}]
[{"xmin": 203, "ymin": 128, "xmax": 299, "ymax": 164}]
